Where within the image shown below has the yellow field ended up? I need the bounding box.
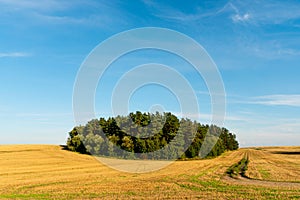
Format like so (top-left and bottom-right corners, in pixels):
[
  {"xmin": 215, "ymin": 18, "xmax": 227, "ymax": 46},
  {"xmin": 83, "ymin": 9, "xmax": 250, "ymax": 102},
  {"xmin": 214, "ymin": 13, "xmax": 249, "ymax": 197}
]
[
  {"xmin": 0, "ymin": 145, "xmax": 299, "ymax": 199},
  {"xmin": 246, "ymin": 147, "xmax": 300, "ymax": 182}
]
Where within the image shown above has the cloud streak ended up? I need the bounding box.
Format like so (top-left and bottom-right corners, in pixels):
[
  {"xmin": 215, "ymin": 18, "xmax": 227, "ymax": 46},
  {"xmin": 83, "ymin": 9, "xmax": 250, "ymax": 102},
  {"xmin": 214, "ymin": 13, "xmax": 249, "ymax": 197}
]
[
  {"xmin": 142, "ymin": 0, "xmax": 225, "ymax": 22},
  {"xmin": 148, "ymin": 0, "xmax": 300, "ymax": 25},
  {"xmin": 226, "ymin": 0, "xmax": 300, "ymax": 25},
  {"xmin": 0, "ymin": 0, "xmax": 85, "ymax": 11},
  {"xmin": 251, "ymin": 95, "xmax": 300, "ymax": 107},
  {"xmin": 0, "ymin": 0, "xmax": 128, "ymax": 28},
  {"xmin": 0, "ymin": 52, "xmax": 30, "ymax": 58}
]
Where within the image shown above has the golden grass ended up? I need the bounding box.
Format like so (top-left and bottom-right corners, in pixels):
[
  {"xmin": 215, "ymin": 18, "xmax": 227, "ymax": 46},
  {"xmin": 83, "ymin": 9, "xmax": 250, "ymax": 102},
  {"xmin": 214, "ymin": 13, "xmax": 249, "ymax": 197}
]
[
  {"xmin": 245, "ymin": 146, "xmax": 300, "ymax": 182},
  {"xmin": 0, "ymin": 145, "xmax": 299, "ymax": 199}
]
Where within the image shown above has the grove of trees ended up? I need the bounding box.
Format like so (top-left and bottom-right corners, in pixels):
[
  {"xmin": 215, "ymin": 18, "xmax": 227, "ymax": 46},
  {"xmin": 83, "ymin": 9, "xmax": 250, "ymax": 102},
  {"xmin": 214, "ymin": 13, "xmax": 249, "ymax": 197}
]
[{"xmin": 67, "ymin": 111, "xmax": 239, "ymax": 159}]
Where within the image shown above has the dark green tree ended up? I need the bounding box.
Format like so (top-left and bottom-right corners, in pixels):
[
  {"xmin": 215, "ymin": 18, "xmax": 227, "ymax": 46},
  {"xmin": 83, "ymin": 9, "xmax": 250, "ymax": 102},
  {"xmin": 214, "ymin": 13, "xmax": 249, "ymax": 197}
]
[{"xmin": 67, "ymin": 128, "xmax": 87, "ymax": 154}]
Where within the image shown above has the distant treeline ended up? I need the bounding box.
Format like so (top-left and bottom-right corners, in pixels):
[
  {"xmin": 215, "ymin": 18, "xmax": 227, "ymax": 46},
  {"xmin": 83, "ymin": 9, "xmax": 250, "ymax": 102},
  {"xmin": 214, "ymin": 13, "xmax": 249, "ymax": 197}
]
[{"xmin": 67, "ymin": 111, "xmax": 238, "ymax": 159}]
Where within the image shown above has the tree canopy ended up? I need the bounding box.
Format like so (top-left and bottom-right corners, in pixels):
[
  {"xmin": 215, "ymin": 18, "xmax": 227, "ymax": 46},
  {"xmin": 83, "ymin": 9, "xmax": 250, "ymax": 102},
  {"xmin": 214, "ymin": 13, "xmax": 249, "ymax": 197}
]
[{"xmin": 67, "ymin": 111, "xmax": 239, "ymax": 159}]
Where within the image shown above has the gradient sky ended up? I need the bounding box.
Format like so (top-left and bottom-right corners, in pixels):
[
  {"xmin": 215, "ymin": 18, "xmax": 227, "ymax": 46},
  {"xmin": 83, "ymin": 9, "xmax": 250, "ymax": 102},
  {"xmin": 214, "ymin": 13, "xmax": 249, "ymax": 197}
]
[{"xmin": 0, "ymin": 0, "xmax": 299, "ymax": 147}]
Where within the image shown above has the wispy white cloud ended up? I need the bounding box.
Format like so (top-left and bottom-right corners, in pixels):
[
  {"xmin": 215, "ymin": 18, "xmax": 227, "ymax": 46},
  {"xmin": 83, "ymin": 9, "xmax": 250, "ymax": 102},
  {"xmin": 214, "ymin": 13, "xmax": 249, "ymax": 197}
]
[
  {"xmin": 232, "ymin": 13, "xmax": 250, "ymax": 23},
  {"xmin": 228, "ymin": 94, "xmax": 300, "ymax": 107},
  {"xmin": 143, "ymin": 1, "xmax": 300, "ymax": 60},
  {"xmin": 252, "ymin": 95, "xmax": 300, "ymax": 107},
  {"xmin": 225, "ymin": 0, "xmax": 300, "ymax": 25},
  {"xmin": 142, "ymin": 0, "xmax": 224, "ymax": 22},
  {"xmin": 250, "ymin": 45, "xmax": 295, "ymax": 59},
  {"xmin": 0, "ymin": 0, "xmax": 128, "ymax": 27},
  {"xmin": 277, "ymin": 48, "xmax": 300, "ymax": 56},
  {"xmin": 0, "ymin": 0, "xmax": 85, "ymax": 11},
  {"xmin": 214, "ymin": 1, "xmax": 300, "ymax": 60},
  {"xmin": 142, "ymin": 0, "xmax": 300, "ymax": 25},
  {"xmin": 31, "ymin": 12, "xmax": 125, "ymax": 28},
  {"xmin": 235, "ymin": 119, "xmax": 300, "ymax": 147},
  {"xmin": 32, "ymin": 13, "xmax": 89, "ymax": 25},
  {"xmin": 218, "ymin": 2, "xmax": 251, "ymax": 23},
  {"xmin": 142, "ymin": 0, "xmax": 300, "ymax": 32},
  {"xmin": 0, "ymin": 52, "xmax": 30, "ymax": 58},
  {"xmin": 230, "ymin": 94, "xmax": 300, "ymax": 107},
  {"xmin": 225, "ymin": 110, "xmax": 300, "ymax": 147},
  {"xmin": 174, "ymin": 112, "xmax": 247, "ymax": 124},
  {"xmin": 15, "ymin": 112, "xmax": 72, "ymax": 117},
  {"xmin": 14, "ymin": 112, "xmax": 73, "ymax": 125}
]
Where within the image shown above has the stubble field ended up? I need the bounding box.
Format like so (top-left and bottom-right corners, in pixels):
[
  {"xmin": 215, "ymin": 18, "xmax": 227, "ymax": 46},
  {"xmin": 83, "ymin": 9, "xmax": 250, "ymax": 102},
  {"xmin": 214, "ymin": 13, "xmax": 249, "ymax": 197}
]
[{"xmin": 0, "ymin": 145, "xmax": 299, "ymax": 199}]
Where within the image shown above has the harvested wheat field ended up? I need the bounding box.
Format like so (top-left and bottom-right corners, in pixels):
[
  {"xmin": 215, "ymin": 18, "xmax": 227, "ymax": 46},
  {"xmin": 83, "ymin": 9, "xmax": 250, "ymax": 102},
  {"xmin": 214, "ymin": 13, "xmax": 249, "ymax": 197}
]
[{"xmin": 0, "ymin": 145, "xmax": 299, "ymax": 199}]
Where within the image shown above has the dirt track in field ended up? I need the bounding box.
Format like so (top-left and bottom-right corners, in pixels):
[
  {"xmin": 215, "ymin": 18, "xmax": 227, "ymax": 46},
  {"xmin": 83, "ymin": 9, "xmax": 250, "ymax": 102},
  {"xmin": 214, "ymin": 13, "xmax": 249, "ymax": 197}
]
[{"xmin": 223, "ymin": 175, "xmax": 300, "ymax": 188}]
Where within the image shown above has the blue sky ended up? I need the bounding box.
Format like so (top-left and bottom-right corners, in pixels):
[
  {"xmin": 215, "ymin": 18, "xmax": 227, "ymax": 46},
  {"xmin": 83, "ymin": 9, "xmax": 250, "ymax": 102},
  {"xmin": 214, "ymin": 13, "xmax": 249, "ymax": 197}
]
[{"xmin": 0, "ymin": 0, "xmax": 299, "ymax": 147}]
